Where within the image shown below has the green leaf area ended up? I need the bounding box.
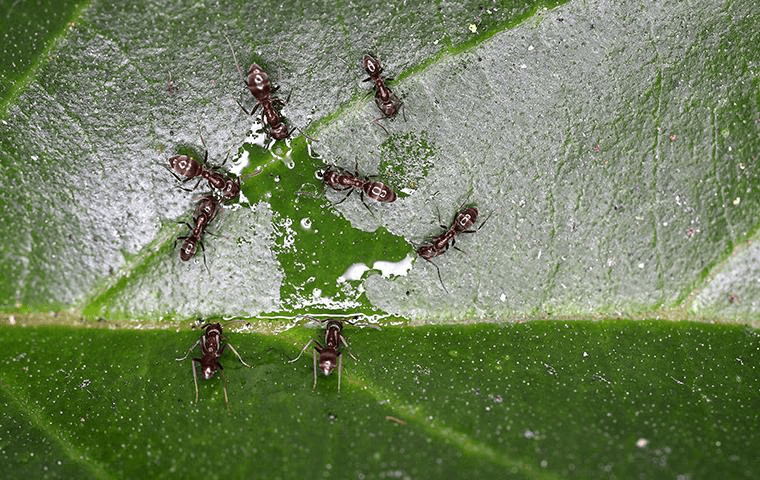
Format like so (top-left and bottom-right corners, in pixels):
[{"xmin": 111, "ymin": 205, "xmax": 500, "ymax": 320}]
[{"xmin": 1, "ymin": 321, "xmax": 758, "ymax": 479}]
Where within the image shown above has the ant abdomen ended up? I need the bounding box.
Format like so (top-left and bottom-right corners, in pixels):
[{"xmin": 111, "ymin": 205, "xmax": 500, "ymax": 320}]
[{"xmin": 169, "ymin": 155, "xmax": 203, "ymax": 178}]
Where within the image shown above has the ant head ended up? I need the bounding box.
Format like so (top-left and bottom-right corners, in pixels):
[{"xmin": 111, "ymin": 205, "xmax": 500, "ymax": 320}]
[
  {"xmin": 363, "ymin": 54, "xmax": 381, "ymax": 75},
  {"xmin": 221, "ymin": 178, "xmax": 240, "ymax": 201},
  {"xmin": 417, "ymin": 244, "xmax": 436, "ymax": 260},
  {"xmin": 169, "ymin": 154, "xmax": 202, "ymax": 178},
  {"xmin": 195, "ymin": 195, "xmax": 219, "ymax": 219},
  {"xmin": 455, "ymin": 207, "xmax": 478, "ymax": 230},
  {"xmin": 322, "ymin": 168, "xmax": 340, "ymax": 185},
  {"xmin": 269, "ymin": 123, "xmax": 290, "ymax": 140},
  {"xmin": 180, "ymin": 238, "xmax": 197, "ymax": 261},
  {"xmin": 378, "ymin": 97, "xmax": 401, "ymax": 117},
  {"xmin": 319, "ymin": 350, "xmax": 338, "ymax": 376}
]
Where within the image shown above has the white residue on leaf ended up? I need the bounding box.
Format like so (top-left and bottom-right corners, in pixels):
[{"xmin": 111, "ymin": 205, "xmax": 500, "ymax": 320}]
[
  {"xmin": 373, "ymin": 254, "xmax": 414, "ymax": 277},
  {"xmin": 336, "ymin": 254, "xmax": 414, "ymax": 283},
  {"xmin": 244, "ymin": 120, "xmax": 269, "ymax": 147},
  {"xmin": 230, "ymin": 149, "xmax": 249, "ymax": 176},
  {"xmin": 275, "ymin": 216, "xmax": 296, "ymax": 250},
  {"xmin": 338, "ymin": 263, "xmax": 370, "ymax": 283}
]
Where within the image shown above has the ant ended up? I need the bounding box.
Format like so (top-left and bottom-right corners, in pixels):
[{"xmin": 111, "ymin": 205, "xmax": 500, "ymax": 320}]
[
  {"xmin": 225, "ymin": 36, "xmax": 294, "ymax": 140},
  {"xmin": 363, "ymin": 54, "xmax": 404, "ymax": 133},
  {"xmin": 176, "ymin": 322, "xmax": 252, "ymax": 409},
  {"xmin": 175, "ymin": 194, "xmax": 219, "ymax": 265},
  {"xmin": 168, "ymin": 135, "xmax": 240, "ymax": 202},
  {"xmin": 321, "ymin": 160, "xmax": 396, "ymax": 209},
  {"xmin": 418, "ymin": 206, "xmax": 489, "ymax": 293},
  {"xmin": 288, "ymin": 318, "xmax": 360, "ymax": 392}
]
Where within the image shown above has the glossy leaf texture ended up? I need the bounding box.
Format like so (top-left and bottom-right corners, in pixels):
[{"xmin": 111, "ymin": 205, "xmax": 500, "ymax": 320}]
[{"xmin": 0, "ymin": 0, "xmax": 757, "ymax": 323}]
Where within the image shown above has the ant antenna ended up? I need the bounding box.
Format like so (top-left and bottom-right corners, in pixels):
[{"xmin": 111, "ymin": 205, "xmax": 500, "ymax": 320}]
[{"xmin": 224, "ymin": 33, "xmax": 247, "ymax": 85}]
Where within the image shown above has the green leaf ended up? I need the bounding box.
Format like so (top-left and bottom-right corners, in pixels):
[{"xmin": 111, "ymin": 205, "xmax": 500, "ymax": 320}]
[
  {"xmin": 1, "ymin": 321, "xmax": 759, "ymax": 478},
  {"xmin": 1, "ymin": 0, "xmax": 760, "ymax": 478}
]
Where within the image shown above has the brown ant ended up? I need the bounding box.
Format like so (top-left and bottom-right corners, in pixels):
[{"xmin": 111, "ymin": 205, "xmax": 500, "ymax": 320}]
[
  {"xmin": 418, "ymin": 206, "xmax": 489, "ymax": 292},
  {"xmin": 321, "ymin": 160, "xmax": 397, "ymax": 209},
  {"xmin": 363, "ymin": 54, "xmax": 404, "ymax": 133},
  {"xmin": 176, "ymin": 322, "xmax": 252, "ymax": 409},
  {"xmin": 288, "ymin": 318, "xmax": 359, "ymax": 392},
  {"xmin": 175, "ymin": 194, "xmax": 219, "ymax": 265},
  {"xmin": 225, "ymin": 36, "xmax": 294, "ymax": 140},
  {"xmin": 168, "ymin": 135, "xmax": 240, "ymax": 201}
]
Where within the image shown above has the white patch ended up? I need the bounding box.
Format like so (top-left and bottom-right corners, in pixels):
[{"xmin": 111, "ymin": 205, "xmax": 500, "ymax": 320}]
[
  {"xmin": 300, "ymin": 217, "xmax": 312, "ymax": 230},
  {"xmin": 373, "ymin": 254, "xmax": 414, "ymax": 278},
  {"xmin": 244, "ymin": 121, "xmax": 269, "ymax": 147},
  {"xmin": 229, "ymin": 150, "xmax": 249, "ymax": 176},
  {"xmin": 636, "ymin": 438, "xmax": 649, "ymax": 448},
  {"xmin": 337, "ymin": 263, "xmax": 370, "ymax": 283}
]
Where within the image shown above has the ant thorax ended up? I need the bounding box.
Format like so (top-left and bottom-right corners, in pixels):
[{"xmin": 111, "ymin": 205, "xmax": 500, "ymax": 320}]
[{"xmin": 324, "ymin": 323, "xmax": 342, "ymax": 348}]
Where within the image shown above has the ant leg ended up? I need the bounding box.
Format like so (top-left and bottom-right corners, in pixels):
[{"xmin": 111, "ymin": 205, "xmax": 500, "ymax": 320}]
[
  {"xmin": 358, "ymin": 191, "xmax": 377, "ymax": 217},
  {"xmin": 191, "ymin": 358, "xmax": 201, "ymax": 402},
  {"xmin": 425, "ymin": 258, "xmax": 449, "ymax": 294},
  {"xmin": 235, "ymin": 98, "xmax": 252, "ymax": 116},
  {"xmin": 177, "ymin": 177, "xmax": 203, "ymax": 193},
  {"xmin": 372, "ymin": 117, "xmax": 390, "ymax": 135},
  {"xmin": 434, "ymin": 205, "xmax": 447, "ymax": 229},
  {"xmin": 169, "ymin": 171, "xmax": 186, "ymax": 183},
  {"xmin": 225, "ymin": 343, "xmax": 253, "ymax": 368},
  {"xmin": 219, "ymin": 366, "xmax": 230, "ymax": 412},
  {"xmin": 288, "ymin": 339, "xmax": 315, "ymax": 363},
  {"xmin": 218, "ymin": 149, "xmax": 231, "ymax": 168},
  {"xmin": 312, "ymin": 349, "xmax": 318, "ymax": 391},
  {"xmin": 173, "ymin": 229, "xmax": 192, "ymax": 249},
  {"xmin": 176, "ymin": 339, "xmax": 200, "ymax": 361},
  {"xmin": 476, "ymin": 212, "xmax": 493, "ymax": 231},
  {"xmin": 224, "ymin": 33, "xmax": 246, "ymax": 84},
  {"xmin": 460, "ymin": 213, "xmax": 493, "ymax": 235},
  {"xmin": 332, "ymin": 189, "xmax": 354, "ymax": 206},
  {"xmin": 197, "ymin": 239, "xmax": 209, "ymax": 274},
  {"xmin": 339, "ymin": 335, "xmax": 358, "ymax": 362},
  {"xmin": 337, "ymin": 352, "xmax": 342, "ymax": 392}
]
